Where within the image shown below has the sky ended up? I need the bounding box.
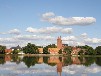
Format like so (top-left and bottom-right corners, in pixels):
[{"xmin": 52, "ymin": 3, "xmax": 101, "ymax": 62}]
[{"xmin": 0, "ymin": 0, "xmax": 101, "ymax": 48}]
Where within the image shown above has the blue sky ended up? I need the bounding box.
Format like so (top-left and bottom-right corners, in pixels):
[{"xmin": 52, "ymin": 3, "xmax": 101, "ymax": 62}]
[{"xmin": 0, "ymin": 0, "xmax": 101, "ymax": 48}]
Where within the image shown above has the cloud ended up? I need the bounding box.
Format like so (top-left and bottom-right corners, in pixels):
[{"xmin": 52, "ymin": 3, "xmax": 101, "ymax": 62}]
[
  {"xmin": 8, "ymin": 29, "xmax": 20, "ymax": 35},
  {"xmin": 42, "ymin": 12, "xmax": 96, "ymax": 26},
  {"xmin": 84, "ymin": 38, "xmax": 101, "ymax": 44},
  {"xmin": 26, "ymin": 26, "xmax": 73, "ymax": 34},
  {"xmin": 81, "ymin": 33, "xmax": 87, "ymax": 38},
  {"xmin": 42, "ymin": 12, "xmax": 55, "ymax": 18},
  {"xmin": 62, "ymin": 36, "xmax": 77, "ymax": 41},
  {"xmin": 0, "ymin": 29, "xmax": 20, "ymax": 35},
  {"xmin": 0, "ymin": 38, "xmax": 20, "ymax": 43},
  {"xmin": 15, "ymin": 35, "xmax": 55, "ymax": 41},
  {"xmin": 0, "ymin": 35, "xmax": 55, "ymax": 48}
]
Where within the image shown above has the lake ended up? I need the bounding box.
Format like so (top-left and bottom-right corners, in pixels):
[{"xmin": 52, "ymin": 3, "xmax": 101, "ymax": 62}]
[{"xmin": 0, "ymin": 55, "xmax": 101, "ymax": 76}]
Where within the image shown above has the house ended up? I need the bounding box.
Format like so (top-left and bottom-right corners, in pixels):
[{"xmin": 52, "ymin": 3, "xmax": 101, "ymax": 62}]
[
  {"xmin": 38, "ymin": 48, "xmax": 43, "ymax": 54},
  {"xmin": 5, "ymin": 49, "xmax": 12, "ymax": 54},
  {"xmin": 48, "ymin": 48, "xmax": 60, "ymax": 54},
  {"xmin": 71, "ymin": 47, "xmax": 81, "ymax": 55},
  {"xmin": 10, "ymin": 45, "xmax": 22, "ymax": 51}
]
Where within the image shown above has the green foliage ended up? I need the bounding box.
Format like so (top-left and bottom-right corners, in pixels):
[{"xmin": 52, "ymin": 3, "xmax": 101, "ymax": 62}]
[
  {"xmin": 0, "ymin": 45, "xmax": 6, "ymax": 54},
  {"xmin": 95, "ymin": 46, "xmax": 101, "ymax": 55},
  {"xmin": 78, "ymin": 45, "xmax": 96, "ymax": 55},
  {"xmin": 78, "ymin": 50, "xmax": 84, "ymax": 55},
  {"xmin": 0, "ymin": 56, "xmax": 5, "ymax": 64},
  {"xmin": 84, "ymin": 46, "xmax": 95, "ymax": 55},
  {"xmin": 63, "ymin": 46, "xmax": 72, "ymax": 55},
  {"xmin": 22, "ymin": 43, "xmax": 39, "ymax": 54},
  {"xmin": 12, "ymin": 49, "xmax": 20, "ymax": 54},
  {"xmin": 58, "ymin": 49, "xmax": 62, "ymax": 54},
  {"xmin": 43, "ymin": 44, "xmax": 57, "ymax": 54}
]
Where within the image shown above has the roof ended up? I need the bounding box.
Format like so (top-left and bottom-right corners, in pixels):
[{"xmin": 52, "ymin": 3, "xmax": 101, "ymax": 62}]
[
  {"xmin": 5, "ymin": 49, "xmax": 12, "ymax": 53},
  {"xmin": 48, "ymin": 48, "xmax": 60, "ymax": 52},
  {"xmin": 62, "ymin": 44, "xmax": 68, "ymax": 46},
  {"xmin": 10, "ymin": 45, "xmax": 21, "ymax": 49}
]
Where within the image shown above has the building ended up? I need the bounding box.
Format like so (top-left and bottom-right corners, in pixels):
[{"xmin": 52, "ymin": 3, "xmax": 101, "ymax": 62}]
[
  {"xmin": 71, "ymin": 47, "xmax": 81, "ymax": 55},
  {"xmin": 48, "ymin": 48, "xmax": 60, "ymax": 54},
  {"xmin": 38, "ymin": 48, "xmax": 43, "ymax": 54},
  {"xmin": 57, "ymin": 36, "xmax": 62, "ymax": 49},
  {"xmin": 10, "ymin": 45, "xmax": 22, "ymax": 51},
  {"xmin": 5, "ymin": 49, "xmax": 12, "ymax": 54}
]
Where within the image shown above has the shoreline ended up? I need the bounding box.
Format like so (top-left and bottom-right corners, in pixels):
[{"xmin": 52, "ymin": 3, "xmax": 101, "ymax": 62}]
[{"xmin": 0, "ymin": 54, "xmax": 101, "ymax": 57}]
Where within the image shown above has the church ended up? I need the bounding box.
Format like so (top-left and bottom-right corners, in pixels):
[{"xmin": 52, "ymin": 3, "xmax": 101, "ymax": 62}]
[{"xmin": 48, "ymin": 36, "xmax": 68, "ymax": 54}]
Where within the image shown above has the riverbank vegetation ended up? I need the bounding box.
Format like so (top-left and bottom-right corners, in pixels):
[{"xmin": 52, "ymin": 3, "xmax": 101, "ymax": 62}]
[{"xmin": 0, "ymin": 43, "xmax": 101, "ymax": 55}]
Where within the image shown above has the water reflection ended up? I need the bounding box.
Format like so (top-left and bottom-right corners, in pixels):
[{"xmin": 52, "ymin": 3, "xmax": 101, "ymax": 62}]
[
  {"xmin": 0, "ymin": 55, "xmax": 101, "ymax": 76},
  {"xmin": 1, "ymin": 55, "xmax": 101, "ymax": 67}
]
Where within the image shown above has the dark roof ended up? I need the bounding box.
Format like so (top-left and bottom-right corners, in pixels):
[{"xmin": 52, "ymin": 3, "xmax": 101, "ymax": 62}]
[
  {"xmin": 10, "ymin": 45, "xmax": 21, "ymax": 49},
  {"xmin": 62, "ymin": 44, "xmax": 68, "ymax": 46}
]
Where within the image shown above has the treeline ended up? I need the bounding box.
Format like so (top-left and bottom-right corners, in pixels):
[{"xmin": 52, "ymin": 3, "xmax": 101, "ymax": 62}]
[{"xmin": 0, "ymin": 43, "xmax": 101, "ymax": 55}]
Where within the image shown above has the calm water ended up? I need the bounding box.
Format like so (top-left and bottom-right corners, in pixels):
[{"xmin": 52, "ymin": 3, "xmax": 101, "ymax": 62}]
[{"xmin": 0, "ymin": 55, "xmax": 101, "ymax": 76}]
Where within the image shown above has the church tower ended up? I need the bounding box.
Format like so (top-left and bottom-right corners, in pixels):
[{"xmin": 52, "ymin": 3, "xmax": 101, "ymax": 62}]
[{"xmin": 57, "ymin": 36, "xmax": 62, "ymax": 49}]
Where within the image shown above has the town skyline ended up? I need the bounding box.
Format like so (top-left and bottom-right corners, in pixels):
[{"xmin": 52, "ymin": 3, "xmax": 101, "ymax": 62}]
[{"xmin": 0, "ymin": 0, "xmax": 101, "ymax": 48}]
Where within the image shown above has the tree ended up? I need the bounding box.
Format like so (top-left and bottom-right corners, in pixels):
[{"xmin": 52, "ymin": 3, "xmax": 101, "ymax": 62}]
[
  {"xmin": 95, "ymin": 46, "xmax": 101, "ymax": 55},
  {"xmin": 63, "ymin": 46, "xmax": 72, "ymax": 55},
  {"xmin": 78, "ymin": 45, "xmax": 95, "ymax": 55},
  {"xmin": 78, "ymin": 50, "xmax": 84, "ymax": 55},
  {"xmin": 0, "ymin": 45, "xmax": 6, "ymax": 54},
  {"xmin": 58, "ymin": 49, "xmax": 62, "ymax": 54},
  {"xmin": 22, "ymin": 43, "xmax": 39, "ymax": 54},
  {"xmin": 12, "ymin": 49, "xmax": 20, "ymax": 54}
]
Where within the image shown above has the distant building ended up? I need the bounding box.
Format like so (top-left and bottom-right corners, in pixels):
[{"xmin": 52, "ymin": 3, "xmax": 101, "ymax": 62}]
[
  {"xmin": 5, "ymin": 49, "xmax": 12, "ymax": 54},
  {"xmin": 38, "ymin": 48, "xmax": 43, "ymax": 54},
  {"xmin": 57, "ymin": 36, "xmax": 62, "ymax": 49},
  {"xmin": 10, "ymin": 45, "xmax": 22, "ymax": 51},
  {"xmin": 48, "ymin": 48, "xmax": 60, "ymax": 54},
  {"xmin": 71, "ymin": 47, "xmax": 81, "ymax": 55},
  {"xmin": 48, "ymin": 36, "xmax": 69, "ymax": 54}
]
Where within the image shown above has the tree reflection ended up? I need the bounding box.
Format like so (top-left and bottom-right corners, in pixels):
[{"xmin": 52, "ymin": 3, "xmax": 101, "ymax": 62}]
[
  {"xmin": 0, "ymin": 55, "xmax": 5, "ymax": 64},
  {"xmin": 11, "ymin": 55, "xmax": 21, "ymax": 64},
  {"xmin": 95, "ymin": 57, "xmax": 101, "ymax": 66},
  {"xmin": 23, "ymin": 56, "xmax": 39, "ymax": 68},
  {"xmin": 63, "ymin": 56, "xmax": 72, "ymax": 66},
  {"xmin": 1, "ymin": 55, "xmax": 101, "ymax": 68},
  {"xmin": 43, "ymin": 56, "xmax": 49, "ymax": 64},
  {"xmin": 83, "ymin": 57, "xmax": 95, "ymax": 66}
]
